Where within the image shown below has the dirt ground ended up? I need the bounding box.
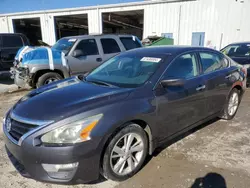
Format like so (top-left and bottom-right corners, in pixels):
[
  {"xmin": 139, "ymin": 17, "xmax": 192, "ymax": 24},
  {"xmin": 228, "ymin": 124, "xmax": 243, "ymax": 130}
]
[{"xmin": 1, "ymin": 88, "xmax": 250, "ymax": 188}]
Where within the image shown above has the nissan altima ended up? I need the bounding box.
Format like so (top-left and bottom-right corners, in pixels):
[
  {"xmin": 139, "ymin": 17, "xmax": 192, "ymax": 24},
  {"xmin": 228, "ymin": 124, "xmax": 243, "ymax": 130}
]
[{"xmin": 3, "ymin": 46, "xmax": 245, "ymax": 184}]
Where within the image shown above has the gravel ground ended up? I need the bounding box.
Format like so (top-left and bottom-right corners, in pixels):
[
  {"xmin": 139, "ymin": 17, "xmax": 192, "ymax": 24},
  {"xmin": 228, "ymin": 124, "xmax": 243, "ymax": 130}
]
[{"xmin": 0, "ymin": 88, "xmax": 250, "ymax": 188}]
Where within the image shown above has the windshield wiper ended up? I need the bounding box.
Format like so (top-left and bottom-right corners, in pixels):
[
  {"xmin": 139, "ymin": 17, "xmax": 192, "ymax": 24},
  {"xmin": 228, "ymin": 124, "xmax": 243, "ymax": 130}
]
[{"xmin": 87, "ymin": 79, "xmax": 118, "ymax": 88}]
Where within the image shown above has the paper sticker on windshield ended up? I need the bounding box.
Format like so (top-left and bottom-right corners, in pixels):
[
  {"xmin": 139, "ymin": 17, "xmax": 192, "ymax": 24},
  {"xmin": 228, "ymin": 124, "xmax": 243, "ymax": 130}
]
[
  {"xmin": 68, "ymin": 39, "xmax": 76, "ymax": 42},
  {"xmin": 141, "ymin": 57, "xmax": 161, "ymax": 63}
]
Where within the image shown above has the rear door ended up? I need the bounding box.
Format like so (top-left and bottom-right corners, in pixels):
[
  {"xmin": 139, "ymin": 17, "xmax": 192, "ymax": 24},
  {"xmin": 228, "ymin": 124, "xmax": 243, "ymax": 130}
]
[
  {"xmin": 198, "ymin": 51, "xmax": 233, "ymax": 116},
  {"xmin": 0, "ymin": 35, "xmax": 24, "ymax": 70},
  {"xmin": 67, "ymin": 38, "xmax": 102, "ymax": 75},
  {"xmin": 155, "ymin": 52, "xmax": 207, "ymax": 139}
]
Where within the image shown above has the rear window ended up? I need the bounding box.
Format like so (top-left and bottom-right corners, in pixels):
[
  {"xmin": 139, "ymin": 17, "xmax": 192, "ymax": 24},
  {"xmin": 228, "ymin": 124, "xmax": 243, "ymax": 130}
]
[
  {"xmin": 120, "ymin": 37, "xmax": 142, "ymax": 50},
  {"xmin": 2, "ymin": 35, "xmax": 23, "ymax": 48},
  {"xmin": 101, "ymin": 38, "xmax": 121, "ymax": 54}
]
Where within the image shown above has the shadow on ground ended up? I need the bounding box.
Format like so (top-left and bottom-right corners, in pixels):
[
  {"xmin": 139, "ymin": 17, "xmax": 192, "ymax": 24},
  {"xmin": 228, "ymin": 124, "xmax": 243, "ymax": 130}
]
[{"xmin": 191, "ymin": 172, "xmax": 227, "ymax": 188}]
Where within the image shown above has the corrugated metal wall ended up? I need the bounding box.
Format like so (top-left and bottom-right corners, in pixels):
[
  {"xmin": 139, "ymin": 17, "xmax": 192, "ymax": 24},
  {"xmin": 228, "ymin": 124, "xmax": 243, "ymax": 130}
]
[
  {"xmin": 0, "ymin": 0, "xmax": 250, "ymax": 48},
  {"xmin": 0, "ymin": 16, "xmax": 9, "ymax": 33},
  {"xmin": 144, "ymin": 0, "xmax": 250, "ymax": 49},
  {"xmin": 143, "ymin": 3, "xmax": 180, "ymax": 41}
]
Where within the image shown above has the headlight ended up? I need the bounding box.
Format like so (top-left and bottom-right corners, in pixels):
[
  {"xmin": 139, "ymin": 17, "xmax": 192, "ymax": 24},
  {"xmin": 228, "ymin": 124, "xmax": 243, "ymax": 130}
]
[{"xmin": 41, "ymin": 114, "xmax": 103, "ymax": 144}]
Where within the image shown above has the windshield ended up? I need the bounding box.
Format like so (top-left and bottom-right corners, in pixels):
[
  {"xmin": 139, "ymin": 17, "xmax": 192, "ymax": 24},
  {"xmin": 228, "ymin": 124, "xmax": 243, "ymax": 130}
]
[
  {"xmin": 52, "ymin": 38, "xmax": 76, "ymax": 52},
  {"xmin": 86, "ymin": 54, "xmax": 164, "ymax": 88},
  {"xmin": 222, "ymin": 43, "xmax": 250, "ymax": 57}
]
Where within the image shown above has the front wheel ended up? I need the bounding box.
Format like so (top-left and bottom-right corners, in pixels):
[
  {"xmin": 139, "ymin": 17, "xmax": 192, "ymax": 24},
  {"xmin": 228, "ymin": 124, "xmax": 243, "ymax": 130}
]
[
  {"xmin": 36, "ymin": 72, "xmax": 63, "ymax": 88},
  {"xmin": 220, "ymin": 88, "xmax": 240, "ymax": 120},
  {"xmin": 101, "ymin": 124, "xmax": 148, "ymax": 182}
]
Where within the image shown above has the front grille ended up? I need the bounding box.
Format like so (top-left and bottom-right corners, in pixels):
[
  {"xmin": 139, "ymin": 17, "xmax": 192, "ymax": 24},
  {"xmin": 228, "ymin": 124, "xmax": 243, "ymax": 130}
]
[{"xmin": 9, "ymin": 118, "xmax": 37, "ymax": 141}]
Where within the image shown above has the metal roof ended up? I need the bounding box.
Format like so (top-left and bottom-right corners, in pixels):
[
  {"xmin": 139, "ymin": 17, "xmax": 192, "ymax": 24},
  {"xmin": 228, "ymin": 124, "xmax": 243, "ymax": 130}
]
[
  {"xmin": 0, "ymin": 0, "xmax": 196, "ymax": 17},
  {"xmin": 61, "ymin": 34, "xmax": 136, "ymax": 39}
]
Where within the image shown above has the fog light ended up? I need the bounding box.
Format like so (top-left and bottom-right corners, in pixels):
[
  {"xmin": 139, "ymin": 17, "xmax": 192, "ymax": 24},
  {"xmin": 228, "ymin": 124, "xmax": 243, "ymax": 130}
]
[{"xmin": 42, "ymin": 162, "xmax": 78, "ymax": 180}]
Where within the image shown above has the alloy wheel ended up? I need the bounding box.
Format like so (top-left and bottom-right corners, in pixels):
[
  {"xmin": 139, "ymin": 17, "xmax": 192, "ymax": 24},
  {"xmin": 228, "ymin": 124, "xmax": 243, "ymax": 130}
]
[
  {"xmin": 110, "ymin": 133, "xmax": 144, "ymax": 176},
  {"xmin": 228, "ymin": 92, "xmax": 239, "ymax": 116}
]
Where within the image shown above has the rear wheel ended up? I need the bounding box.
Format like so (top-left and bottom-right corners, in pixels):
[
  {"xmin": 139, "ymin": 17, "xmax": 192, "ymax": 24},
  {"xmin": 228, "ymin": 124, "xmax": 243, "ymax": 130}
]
[
  {"xmin": 101, "ymin": 124, "xmax": 148, "ymax": 182},
  {"xmin": 36, "ymin": 72, "xmax": 63, "ymax": 88},
  {"xmin": 220, "ymin": 88, "xmax": 240, "ymax": 120}
]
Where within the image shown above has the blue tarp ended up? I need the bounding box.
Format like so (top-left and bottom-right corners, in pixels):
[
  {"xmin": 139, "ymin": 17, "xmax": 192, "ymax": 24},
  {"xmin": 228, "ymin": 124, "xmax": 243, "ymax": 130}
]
[{"xmin": 15, "ymin": 46, "xmax": 64, "ymax": 66}]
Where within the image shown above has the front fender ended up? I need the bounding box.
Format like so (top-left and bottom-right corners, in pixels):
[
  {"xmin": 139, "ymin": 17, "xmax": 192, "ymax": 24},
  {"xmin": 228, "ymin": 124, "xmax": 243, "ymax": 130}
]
[
  {"xmin": 93, "ymin": 97, "xmax": 158, "ymax": 155},
  {"xmin": 28, "ymin": 64, "xmax": 70, "ymax": 78}
]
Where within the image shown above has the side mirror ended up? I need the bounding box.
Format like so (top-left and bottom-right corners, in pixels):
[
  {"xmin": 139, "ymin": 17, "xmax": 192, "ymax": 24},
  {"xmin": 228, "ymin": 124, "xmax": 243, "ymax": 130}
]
[
  {"xmin": 73, "ymin": 49, "xmax": 84, "ymax": 58},
  {"xmin": 161, "ymin": 79, "xmax": 185, "ymax": 87}
]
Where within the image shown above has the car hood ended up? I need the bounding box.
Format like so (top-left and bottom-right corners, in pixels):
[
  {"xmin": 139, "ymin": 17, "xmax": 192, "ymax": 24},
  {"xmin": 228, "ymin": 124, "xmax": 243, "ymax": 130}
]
[
  {"xmin": 15, "ymin": 46, "xmax": 63, "ymax": 66},
  {"xmin": 12, "ymin": 77, "xmax": 132, "ymax": 122}
]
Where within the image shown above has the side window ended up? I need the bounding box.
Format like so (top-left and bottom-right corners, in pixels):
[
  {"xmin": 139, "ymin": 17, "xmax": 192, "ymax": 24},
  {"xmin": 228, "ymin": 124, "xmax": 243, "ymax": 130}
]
[
  {"xmin": 200, "ymin": 52, "xmax": 226, "ymax": 74},
  {"xmin": 101, "ymin": 38, "xmax": 121, "ymax": 54},
  {"xmin": 75, "ymin": 39, "xmax": 99, "ymax": 56},
  {"xmin": 120, "ymin": 37, "xmax": 141, "ymax": 50},
  {"xmin": 2, "ymin": 35, "xmax": 23, "ymax": 48},
  {"xmin": 164, "ymin": 53, "xmax": 198, "ymax": 80}
]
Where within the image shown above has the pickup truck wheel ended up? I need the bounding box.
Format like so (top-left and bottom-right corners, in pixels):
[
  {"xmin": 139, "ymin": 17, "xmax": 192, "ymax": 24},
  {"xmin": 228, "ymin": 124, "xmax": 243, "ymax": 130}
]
[{"xmin": 36, "ymin": 72, "xmax": 63, "ymax": 88}]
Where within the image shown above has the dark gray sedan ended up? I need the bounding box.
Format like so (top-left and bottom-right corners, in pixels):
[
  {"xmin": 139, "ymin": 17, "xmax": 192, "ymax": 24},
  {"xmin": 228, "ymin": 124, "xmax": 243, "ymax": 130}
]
[{"xmin": 3, "ymin": 46, "xmax": 246, "ymax": 184}]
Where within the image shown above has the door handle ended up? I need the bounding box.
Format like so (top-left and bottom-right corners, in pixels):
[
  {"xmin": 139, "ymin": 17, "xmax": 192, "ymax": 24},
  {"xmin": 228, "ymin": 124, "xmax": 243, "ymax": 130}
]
[
  {"xmin": 96, "ymin": 58, "xmax": 102, "ymax": 62},
  {"xmin": 196, "ymin": 85, "xmax": 206, "ymax": 91}
]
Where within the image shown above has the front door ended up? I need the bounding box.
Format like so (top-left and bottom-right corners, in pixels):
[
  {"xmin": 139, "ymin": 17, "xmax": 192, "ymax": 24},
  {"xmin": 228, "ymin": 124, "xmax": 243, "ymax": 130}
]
[
  {"xmin": 67, "ymin": 38, "xmax": 103, "ymax": 75},
  {"xmin": 155, "ymin": 53, "xmax": 207, "ymax": 140}
]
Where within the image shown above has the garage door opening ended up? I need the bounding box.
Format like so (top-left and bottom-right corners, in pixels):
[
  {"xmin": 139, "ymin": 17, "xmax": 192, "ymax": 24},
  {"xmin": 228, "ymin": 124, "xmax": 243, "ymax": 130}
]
[
  {"xmin": 54, "ymin": 14, "xmax": 88, "ymax": 40},
  {"xmin": 102, "ymin": 10, "xmax": 144, "ymax": 40},
  {"xmin": 12, "ymin": 18, "xmax": 42, "ymax": 46}
]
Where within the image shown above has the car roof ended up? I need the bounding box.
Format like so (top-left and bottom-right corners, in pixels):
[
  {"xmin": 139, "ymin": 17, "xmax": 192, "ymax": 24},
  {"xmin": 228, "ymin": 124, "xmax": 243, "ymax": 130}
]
[
  {"xmin": 0, "ymin": 33, "xmax": 25, "ymax": 36},
  {"xmin": 123, "ymin": 46, "xmax": 218, "ymax": 57},
  {"xmin": 61, "ymin": 34, "xmax": 135, "ymax": 40},
  {"xmin": 227, "ymin": 42, "xmax": 250, "ymax": 46}
]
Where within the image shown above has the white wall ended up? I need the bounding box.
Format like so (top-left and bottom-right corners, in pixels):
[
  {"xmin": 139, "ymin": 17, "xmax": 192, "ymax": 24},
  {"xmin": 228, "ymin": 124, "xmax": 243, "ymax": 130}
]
[
  {"xmin": 0, "ymin": 16, "xmax": 10, "ymax": 33},
  {"xmin": 1, "ymin": 0, "xmax": 250, "ymax": 49},
  {"xmin": 143, "ymin": 0, "xmax": 250, "ymax": 49},
  {"xmin": 143, "ymin": 2, "xmax": 180, "ymax": 41}
]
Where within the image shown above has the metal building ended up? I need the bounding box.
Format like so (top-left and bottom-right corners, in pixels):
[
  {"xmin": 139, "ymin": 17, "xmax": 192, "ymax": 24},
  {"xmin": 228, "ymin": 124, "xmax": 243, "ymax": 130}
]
[{"xmin": 0, "ymin": 0, "xmax": 249, "ymax": 49}]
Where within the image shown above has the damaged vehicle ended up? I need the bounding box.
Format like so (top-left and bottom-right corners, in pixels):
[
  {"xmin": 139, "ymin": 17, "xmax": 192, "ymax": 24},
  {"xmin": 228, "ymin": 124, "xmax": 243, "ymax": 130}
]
[{"xmin": 11, "ymin": 34, "xmax": 142, "ymax": 88}]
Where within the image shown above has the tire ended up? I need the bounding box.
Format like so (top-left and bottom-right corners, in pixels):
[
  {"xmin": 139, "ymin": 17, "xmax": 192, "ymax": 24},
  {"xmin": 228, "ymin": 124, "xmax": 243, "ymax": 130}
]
[
  {"xmin": 101, "ymin": 124, "xmax": 148, "ymax": 182},
  {"xmin": 220, "ymin": 88, "xmax": 241, "ymax": 120},
  {"xmin": 36, "ymin": 72, "xmax": 63, "ymax": 88}
]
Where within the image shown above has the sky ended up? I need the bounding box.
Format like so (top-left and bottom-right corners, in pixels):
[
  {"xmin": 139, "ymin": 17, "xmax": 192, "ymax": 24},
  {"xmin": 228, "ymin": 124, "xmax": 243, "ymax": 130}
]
[{"xmin": 0, "ymin": 0, "xmax": 142, "ymax": 14}]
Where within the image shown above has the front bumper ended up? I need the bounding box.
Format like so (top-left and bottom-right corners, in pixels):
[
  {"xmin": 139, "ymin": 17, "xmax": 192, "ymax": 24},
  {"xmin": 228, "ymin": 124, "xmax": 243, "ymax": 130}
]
[
  {"xmin": 3, "ymin": 131, "xmax": 102, "ymax": 184},
  {"xmin": 10, "ymin": 66, "xmax": 31, "ymax": 88}
]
